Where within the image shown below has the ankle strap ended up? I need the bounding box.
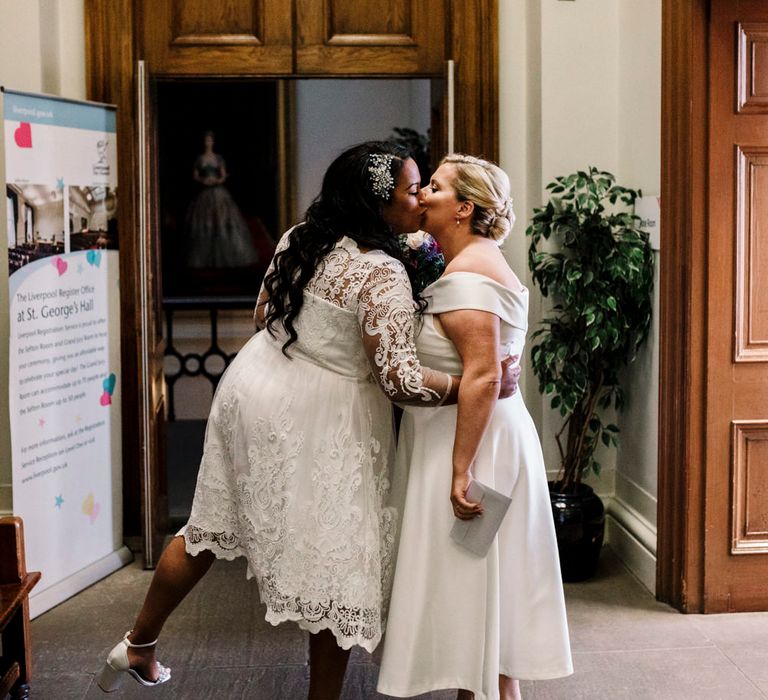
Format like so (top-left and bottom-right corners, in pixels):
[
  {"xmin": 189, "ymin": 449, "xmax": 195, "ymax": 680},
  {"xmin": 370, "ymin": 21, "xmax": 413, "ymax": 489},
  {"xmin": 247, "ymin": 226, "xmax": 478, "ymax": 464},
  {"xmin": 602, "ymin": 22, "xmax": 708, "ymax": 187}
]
[{"xmin": 124, "ymin": 631, "xmax": 158, "ymax": 648}]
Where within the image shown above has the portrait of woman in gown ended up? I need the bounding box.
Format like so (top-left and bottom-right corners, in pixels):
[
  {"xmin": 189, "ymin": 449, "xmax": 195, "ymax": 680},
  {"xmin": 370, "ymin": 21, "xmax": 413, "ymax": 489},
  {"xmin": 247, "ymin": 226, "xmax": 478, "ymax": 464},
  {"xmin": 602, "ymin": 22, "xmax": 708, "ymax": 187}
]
[
  {"xmin": 184, "ymin": 130, "xmax": 260, "ymax": 269},
  {"xmin": 378, "ymin": 155, "xmax": 573, "ymax": 700}
]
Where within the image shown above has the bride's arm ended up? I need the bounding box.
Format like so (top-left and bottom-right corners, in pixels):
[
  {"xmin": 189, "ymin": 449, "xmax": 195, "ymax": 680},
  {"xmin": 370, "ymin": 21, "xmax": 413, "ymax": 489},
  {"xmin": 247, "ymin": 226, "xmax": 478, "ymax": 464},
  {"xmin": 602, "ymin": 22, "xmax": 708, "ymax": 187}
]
[
  {"xmin": 253, "ymin": 228, "xmax": 295, "ymax": 332},
  {"xmin": 357, "ymin": 261, "xmax": 460, "ymax": 406},
  {"xmin": 438, "ymin": 308, "xmax": 503, "ymax": 520}
]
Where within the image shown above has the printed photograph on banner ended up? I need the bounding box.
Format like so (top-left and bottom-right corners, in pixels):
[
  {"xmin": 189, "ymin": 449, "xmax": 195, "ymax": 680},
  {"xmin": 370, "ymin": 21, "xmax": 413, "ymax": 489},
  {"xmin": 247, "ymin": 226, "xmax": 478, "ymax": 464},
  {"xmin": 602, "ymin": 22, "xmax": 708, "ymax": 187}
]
[
  {"xmin": 68, "ymin": 186, "xmax": 118, "ymax": 251},
  {"xmin": 6, "ymin": 182, "xmax": 66, "ymax": 275}
]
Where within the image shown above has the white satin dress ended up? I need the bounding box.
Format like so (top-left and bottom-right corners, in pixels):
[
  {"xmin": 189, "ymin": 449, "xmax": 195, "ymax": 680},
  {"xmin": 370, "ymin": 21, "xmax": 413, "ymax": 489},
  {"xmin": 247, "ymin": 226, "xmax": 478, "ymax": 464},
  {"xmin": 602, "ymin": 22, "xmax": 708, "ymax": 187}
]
[{"xmin": 378, "ymin": 272, "xmax": 573, "ymax": 699}]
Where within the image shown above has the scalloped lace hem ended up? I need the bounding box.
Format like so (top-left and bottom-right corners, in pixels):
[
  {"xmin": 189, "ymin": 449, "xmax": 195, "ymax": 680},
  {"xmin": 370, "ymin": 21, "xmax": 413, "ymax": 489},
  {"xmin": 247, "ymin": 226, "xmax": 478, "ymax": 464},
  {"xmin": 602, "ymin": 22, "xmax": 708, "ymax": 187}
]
[
  {"xmin": 178, "ymin": 527, "xmax": 254, "ymax": 570},
  {"xmin": 265, "ymin": 611, "xmax": 381, "ymax": 653},
  {"xmin": 179, "ymin": 527, "xmax": 383, "ymax": 653}
]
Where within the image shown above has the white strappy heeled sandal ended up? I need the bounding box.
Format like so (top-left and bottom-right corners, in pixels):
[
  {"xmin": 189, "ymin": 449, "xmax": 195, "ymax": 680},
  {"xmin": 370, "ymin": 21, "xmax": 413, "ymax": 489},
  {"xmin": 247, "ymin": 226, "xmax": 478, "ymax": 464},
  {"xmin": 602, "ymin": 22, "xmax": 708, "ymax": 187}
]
[{"xmin": 97, "ymin": 631, "xmax": 171, "ymax": 692}]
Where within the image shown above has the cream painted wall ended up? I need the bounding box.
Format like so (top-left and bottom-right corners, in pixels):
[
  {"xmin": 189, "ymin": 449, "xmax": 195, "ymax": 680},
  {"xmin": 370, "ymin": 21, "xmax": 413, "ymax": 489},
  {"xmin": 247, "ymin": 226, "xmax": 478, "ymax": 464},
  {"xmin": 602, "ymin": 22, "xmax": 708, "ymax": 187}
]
[
  {"xmin": 498, "ymin": 0, "xmax": 541, "ymax": 424},
  {"xmin": 0, "ymin": 0, "xmax": 86, "ymax": 512},
  {"xmin": 540, "ymin": 1, "xmax": 620, "ymax": 180},
  {"xmin": 500, "ymin": 0, "xmax": 622, "ymax": 494},
  {"xmin": 614, "ymin": 0, "xmax": 661, "ymax": 537},
  {"xmin": 0, "ymin": 1, "xmax": 44, "ymax": 94},
  {"xmin": 498, "ymin": 0, "xmax": 661, "ymax": 589},
  {"xmin": 0, "ymin": 0, "xmax": 85, "ymax": 99},
  {"xmin": 618, "ymin": 0, "xmax": 662, "ymax": 194}
]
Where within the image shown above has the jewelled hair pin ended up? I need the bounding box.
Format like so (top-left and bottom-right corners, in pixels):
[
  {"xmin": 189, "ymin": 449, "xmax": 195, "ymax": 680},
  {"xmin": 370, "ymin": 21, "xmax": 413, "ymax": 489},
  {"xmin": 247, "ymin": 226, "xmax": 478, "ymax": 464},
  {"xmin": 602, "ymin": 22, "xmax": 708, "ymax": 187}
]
[{"xmin": 367, "ymin": 153, "xmax": 396, "ymax": 201}]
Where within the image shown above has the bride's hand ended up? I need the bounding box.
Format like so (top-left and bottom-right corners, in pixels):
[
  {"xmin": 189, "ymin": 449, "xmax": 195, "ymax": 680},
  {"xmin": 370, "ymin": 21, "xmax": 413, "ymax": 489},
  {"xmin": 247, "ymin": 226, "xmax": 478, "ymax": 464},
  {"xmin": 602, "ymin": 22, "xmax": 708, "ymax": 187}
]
[
  {"xmin": 451, "ymin": 472, "xmax": 483, "ymax": 520},
  {"xmin": 498, "ymin": 355, "xmax": 520, "ymax": 399}
]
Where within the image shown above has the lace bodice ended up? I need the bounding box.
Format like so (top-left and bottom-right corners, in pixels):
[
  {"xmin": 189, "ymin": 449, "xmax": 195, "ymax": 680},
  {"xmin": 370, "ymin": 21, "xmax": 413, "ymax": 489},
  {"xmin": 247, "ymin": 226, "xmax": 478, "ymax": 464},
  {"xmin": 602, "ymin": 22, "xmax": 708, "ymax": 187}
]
[{"xmin": 256, "ymin": 232, "xmax": 452, "ymax": 405}]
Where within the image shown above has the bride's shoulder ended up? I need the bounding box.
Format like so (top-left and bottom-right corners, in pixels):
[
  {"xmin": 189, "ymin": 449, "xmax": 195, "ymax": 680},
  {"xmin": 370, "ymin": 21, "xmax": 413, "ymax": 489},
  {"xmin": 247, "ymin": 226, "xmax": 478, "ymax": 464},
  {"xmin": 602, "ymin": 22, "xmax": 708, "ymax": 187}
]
[{"xmin": 445, "ymin": 249, "xmax": 521, "ymax": 291}]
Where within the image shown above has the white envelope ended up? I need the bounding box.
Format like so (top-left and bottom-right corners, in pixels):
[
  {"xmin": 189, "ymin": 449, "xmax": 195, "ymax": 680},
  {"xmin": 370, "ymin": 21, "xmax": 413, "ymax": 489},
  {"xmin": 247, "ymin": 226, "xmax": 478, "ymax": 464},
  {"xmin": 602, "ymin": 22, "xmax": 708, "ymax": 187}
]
[{"xmin": 449, "ymin": 479, "xmax": 512, "ymax": 557}]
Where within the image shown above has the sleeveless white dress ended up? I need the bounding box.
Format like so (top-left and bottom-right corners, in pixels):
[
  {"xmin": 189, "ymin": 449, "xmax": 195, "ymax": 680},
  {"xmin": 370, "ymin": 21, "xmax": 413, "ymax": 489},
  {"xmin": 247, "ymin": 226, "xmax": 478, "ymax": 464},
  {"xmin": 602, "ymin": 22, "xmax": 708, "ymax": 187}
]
[
  {"xmin": 179, "ymin": 234, "xmax": 452, "ymax": 652},
  {"xmin": 378, "ymin": 272, "xmax": 573, "ymax": 699}
]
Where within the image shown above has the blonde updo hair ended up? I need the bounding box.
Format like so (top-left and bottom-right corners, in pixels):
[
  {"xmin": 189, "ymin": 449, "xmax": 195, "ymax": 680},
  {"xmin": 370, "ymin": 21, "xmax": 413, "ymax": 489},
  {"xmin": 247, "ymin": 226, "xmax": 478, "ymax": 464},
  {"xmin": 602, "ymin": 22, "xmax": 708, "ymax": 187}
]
[{"xmin": 440, "ymin": 154, "xmax": 515, "ymax": 243}]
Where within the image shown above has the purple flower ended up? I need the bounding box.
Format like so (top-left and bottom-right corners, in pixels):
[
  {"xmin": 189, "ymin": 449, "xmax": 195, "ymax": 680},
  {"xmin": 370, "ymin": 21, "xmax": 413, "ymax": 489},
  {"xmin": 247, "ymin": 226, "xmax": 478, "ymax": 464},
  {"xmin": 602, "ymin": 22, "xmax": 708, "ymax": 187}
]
[{"xmin": 399, "ymin": 232, "xmax": 445, "ymax": 294}]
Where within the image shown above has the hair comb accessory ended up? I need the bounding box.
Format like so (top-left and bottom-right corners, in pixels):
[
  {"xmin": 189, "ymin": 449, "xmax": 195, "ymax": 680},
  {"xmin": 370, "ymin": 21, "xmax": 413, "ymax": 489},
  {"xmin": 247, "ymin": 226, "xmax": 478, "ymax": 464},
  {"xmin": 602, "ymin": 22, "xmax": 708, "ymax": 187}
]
[
  {"xmin": 367, "ymin": 153, "xmax": 396, "ymax": 201},
  {"xmin": 504, "ymin": 197, "xmax": 516, "ymax": 226}
]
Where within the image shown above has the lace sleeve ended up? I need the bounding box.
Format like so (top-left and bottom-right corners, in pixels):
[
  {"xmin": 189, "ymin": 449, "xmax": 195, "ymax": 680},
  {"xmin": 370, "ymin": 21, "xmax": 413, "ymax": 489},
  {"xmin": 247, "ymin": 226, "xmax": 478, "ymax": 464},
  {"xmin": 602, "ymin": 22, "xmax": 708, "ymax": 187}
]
[
  {"xmin": 254, "ymin": 227, "xmax": 295, "ymax": 331},
  {"xmin": 357, "ymin": 260, "xmax": 453, "ymax": 406}
]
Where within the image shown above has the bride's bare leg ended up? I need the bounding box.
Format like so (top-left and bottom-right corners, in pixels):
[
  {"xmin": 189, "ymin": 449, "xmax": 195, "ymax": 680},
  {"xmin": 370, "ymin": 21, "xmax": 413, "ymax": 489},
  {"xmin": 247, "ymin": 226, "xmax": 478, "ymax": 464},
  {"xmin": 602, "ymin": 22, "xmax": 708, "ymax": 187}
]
[
  {"xmin": 126, "ymin": 535, "xmax": 215, "ymax": 680},
  {"xmin": 308, "ymin": 629, "xmax": 351, "ymax": 700},
  {"xmin": 500, "ymin": 675, "xmax": 522, "ymax": 700}
]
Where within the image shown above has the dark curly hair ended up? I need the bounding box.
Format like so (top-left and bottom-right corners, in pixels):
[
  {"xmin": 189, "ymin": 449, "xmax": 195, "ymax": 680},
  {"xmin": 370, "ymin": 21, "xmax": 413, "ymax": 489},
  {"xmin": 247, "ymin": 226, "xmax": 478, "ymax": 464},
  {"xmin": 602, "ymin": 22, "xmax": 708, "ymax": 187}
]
[{"xmin": 262, "ymin": 141, "xmax": 419, "ymax": 354}]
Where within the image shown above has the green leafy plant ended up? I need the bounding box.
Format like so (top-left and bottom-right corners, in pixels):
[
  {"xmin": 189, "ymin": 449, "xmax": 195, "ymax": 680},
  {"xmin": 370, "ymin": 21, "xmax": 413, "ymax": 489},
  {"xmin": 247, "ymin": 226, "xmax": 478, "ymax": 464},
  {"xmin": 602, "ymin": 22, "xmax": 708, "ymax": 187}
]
[{"xmin": 526, "ymin": 167, "xmax": 654, "ymax": 493}]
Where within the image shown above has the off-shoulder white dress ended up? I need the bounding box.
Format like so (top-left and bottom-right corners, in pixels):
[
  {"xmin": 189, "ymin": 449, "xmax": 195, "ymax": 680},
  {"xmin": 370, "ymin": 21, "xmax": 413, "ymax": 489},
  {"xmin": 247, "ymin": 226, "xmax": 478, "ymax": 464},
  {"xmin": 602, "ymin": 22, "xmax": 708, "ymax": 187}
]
[
  {"xmin": 378, "ymin": 272, "xmax": 573, "ymax": 699},
  {"xmin": 179, "ymin": 234, "xmax": 452, "ymax": 652}
]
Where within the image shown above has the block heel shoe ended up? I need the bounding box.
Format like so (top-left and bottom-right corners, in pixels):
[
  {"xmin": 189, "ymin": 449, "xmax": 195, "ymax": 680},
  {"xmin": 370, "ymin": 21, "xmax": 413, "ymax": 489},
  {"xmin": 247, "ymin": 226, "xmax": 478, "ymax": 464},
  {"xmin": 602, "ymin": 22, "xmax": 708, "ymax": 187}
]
[{"xmin": 97, "ymin": 631, "xmax": 171, "ymax": 692}]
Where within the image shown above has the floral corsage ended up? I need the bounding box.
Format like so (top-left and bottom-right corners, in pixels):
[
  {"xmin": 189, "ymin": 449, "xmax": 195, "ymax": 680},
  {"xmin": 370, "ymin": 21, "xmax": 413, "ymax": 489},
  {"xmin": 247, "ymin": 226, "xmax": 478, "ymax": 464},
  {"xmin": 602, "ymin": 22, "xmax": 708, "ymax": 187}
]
[{"xmin": 399, "ymin": 231, "xmax": 445, "ymax": 294}]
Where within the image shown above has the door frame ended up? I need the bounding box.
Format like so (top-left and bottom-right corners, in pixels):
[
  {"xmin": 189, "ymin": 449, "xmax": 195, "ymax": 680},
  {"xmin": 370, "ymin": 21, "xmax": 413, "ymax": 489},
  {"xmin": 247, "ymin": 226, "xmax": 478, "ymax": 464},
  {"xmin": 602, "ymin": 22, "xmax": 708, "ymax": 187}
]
[
  {"xmin": 657, "ymin": 0, "xmax": 710, "ymax": 611},
  {"xmin": 659, "ymin": 0, "xmax": 768, "ymax": 613},
  {"xmin": 84, "ymin": 0, "xmax": 499, "ymax": 552}
]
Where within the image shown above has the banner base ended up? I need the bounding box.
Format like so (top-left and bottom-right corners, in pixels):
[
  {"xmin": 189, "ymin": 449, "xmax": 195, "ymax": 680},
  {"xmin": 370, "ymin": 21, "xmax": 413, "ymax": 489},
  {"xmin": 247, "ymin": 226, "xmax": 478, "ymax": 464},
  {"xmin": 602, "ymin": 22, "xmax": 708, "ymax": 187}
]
[{"xmin": 30, "ymin": 545, "xmax": 133, "ymax": 619}]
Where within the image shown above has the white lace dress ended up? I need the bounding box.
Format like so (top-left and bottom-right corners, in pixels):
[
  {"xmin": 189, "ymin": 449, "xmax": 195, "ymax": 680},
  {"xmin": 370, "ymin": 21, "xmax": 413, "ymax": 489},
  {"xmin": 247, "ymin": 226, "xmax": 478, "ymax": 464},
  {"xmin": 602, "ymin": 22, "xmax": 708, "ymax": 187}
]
[
  {"xmin": 378, "ymin": 272, "xmax": 573, "ymax": 699},
  {"xmin": 179, "ymin": 234, "xmax": 452, "ymax": 652}
]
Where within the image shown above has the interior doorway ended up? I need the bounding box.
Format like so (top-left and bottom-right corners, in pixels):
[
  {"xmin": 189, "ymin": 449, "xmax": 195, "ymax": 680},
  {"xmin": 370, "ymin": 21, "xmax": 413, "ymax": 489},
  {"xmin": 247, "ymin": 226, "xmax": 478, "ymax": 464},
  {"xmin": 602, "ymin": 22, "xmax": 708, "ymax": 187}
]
[{"xmin": 156, "ymin": 77, "xmax": 436, "ymax": 527}]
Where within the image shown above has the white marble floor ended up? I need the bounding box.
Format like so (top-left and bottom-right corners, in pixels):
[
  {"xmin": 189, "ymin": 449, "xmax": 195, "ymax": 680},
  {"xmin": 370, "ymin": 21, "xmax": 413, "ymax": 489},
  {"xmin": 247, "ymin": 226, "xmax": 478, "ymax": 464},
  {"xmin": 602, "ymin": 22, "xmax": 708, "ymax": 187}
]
[{"xmin": 29, "ymin": 547, "xmax": 768, "ymax": 699}]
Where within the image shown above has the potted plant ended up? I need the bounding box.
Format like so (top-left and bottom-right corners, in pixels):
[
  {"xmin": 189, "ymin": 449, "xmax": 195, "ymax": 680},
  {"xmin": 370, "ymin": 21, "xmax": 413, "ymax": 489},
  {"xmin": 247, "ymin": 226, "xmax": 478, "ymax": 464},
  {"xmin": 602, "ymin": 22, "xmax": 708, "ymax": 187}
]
[{"xmin": 526, "ymin": 167, "xmax": 654, "ymax": 581}]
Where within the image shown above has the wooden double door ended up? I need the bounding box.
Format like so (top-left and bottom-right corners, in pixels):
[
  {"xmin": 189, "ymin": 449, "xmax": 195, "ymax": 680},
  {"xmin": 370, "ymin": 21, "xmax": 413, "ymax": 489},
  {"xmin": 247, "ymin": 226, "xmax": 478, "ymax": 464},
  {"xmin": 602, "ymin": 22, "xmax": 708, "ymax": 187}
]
[
  {"xmin": 85, "ymin": 0, "xmax": 498, "ymax": 565},
  {"xmin": 142, "ymin": 0, "xmax": 446, "ymax": 76}
]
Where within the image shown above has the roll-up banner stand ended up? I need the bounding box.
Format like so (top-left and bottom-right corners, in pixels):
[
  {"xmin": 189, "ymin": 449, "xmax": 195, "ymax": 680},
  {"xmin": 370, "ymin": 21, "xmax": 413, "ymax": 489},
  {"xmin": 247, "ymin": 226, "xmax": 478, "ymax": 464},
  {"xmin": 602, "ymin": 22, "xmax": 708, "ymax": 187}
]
[{"xmin": 1, "ymin": 88, "xmax": 132, "ymax": 617}]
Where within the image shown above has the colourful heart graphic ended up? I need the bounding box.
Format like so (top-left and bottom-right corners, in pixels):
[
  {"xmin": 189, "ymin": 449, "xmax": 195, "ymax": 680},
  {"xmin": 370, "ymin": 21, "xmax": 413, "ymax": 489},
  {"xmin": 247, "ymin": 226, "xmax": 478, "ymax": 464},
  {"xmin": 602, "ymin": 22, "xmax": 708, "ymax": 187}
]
[
  {"xmin": 86, "ymin": 250, "xmax": 102, "ymax": 267},
  {"xmin": 102, "ymin": 373, "xmax": 116, "ymax": 395},
  {"xmin": 82, "ymin": 492, "xmax": 101, "ymax": 524},
  {"xmin": 99, "ymin": 390, "xmax": 112, "ymax": 406},
  {"xmin": 52, "ymin": 257, "xmax": 68, "ymax": 276},
  {"xmin": 14, "ymin": 122, "xmax": 32, "ymax": 148}
]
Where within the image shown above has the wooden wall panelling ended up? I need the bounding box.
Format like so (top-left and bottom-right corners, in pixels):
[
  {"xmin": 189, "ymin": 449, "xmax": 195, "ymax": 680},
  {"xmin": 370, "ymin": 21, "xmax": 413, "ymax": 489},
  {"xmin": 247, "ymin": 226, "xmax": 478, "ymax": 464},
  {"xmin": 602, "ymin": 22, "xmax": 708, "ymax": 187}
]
[
  {"xmin": 654, "ymin": 0, "xmax": 768, "ymax": 614},
  {"xmin": 138, "ymin": 69, "xmax": 169, "ymax": 564},
  {"xmin": 657, "ymin": 0, "xmax": 709, "ymax": 611},
  {"xmin": 731, "ymin": 421, "xmax": 768, "ymax": 555},
  {"xmin": 704, "ymin": 0, "xmax": 768, "ymax": 612},
  {"xmin": 85, "ymin": 0, "xmax": 142, "ymax": 538},
  {"xmin": 141, "ymin": 0, "xmax": 293, "ymax": 75},
  {"xmin": 735, "ymin": 146, "xmax": 768, "ymax": 361},
  {"xmin": 447, "ymin": 0, "xmax": 498, "ymax": 161},
  {"xmin": 295, "ymin": 0, "xmax": 445, "ymax": 75},
  {"xmin": 737, "ymin": 23, "xmax": 768, "ymax": 113}
]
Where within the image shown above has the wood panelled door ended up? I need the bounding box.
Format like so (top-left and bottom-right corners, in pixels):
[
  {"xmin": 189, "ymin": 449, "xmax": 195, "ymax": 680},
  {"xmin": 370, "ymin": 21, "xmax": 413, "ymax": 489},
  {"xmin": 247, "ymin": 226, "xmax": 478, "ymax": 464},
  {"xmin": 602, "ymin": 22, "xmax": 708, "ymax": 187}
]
[
  {"xmin": 295, "ymin": 0, "xmax": 445, "ymax": 74},
  {"xmin": 141, "ymin": 0, "xmax": 293, "ymax": 75},
  {"xmin": 141, "ymin": 0, "xmax": 445, "ymax": 77},
  {"xmin": 705, "ymin": 0, "xmax": 768, "ymax": 610},
  {"xmin": 136, "ymin": 62, "xmax": 169, "ymax": 566}
]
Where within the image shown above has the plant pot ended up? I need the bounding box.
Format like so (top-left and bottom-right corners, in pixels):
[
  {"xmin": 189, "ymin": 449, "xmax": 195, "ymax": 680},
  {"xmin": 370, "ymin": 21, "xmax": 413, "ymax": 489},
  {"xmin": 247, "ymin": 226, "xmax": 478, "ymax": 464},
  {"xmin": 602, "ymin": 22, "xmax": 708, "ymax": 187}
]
[{"xmin": 548, "ymin": 482, "xmax": 605, "ymax": 582}]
